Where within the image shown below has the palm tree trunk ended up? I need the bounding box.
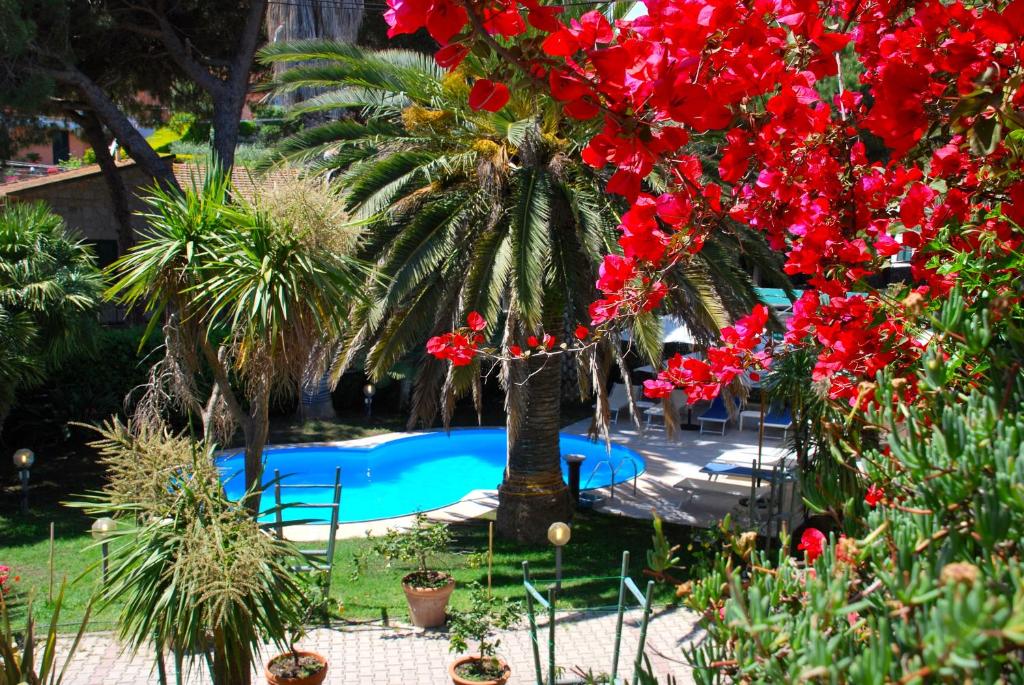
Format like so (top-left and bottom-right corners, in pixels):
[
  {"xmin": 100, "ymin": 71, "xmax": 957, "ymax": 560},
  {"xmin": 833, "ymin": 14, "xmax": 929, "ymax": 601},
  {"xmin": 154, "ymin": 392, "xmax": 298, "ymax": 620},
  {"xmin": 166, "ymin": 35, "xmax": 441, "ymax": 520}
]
[
  {"xmin": 211, "ymin": 626, "xmax": 251, "ymax": 685},
  {"xmin": 496, "ymin": 351, "xmax": 572, "ymax": 545},
  {"xmin": 241, "ymin": 387, "xmax": 271, "ymax": 518}
]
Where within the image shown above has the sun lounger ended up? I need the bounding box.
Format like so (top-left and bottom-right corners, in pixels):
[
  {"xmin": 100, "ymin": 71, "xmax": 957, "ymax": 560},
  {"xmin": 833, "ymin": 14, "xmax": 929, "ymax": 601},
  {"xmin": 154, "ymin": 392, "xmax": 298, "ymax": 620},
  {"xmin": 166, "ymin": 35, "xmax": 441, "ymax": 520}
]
[
  {"xmin": 698, "ymin": 395, "xmax": 738, "ymax": 435},
  {"xmin": 699, "ymin": 460, "xmax": 792, "ymax": 482},
  {"xmin": 598, "ymin": 382, "xmax": 655, "ymax": 424},
  {"xmin": 762, "ymin": 406, "xmax": 793, "ymax": 440}
]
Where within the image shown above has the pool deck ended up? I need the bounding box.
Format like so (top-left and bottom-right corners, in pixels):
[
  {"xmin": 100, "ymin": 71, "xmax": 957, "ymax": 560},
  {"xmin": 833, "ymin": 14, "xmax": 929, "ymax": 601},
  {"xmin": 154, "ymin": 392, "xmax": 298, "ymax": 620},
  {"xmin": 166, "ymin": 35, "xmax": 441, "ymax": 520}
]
[{"xmin": 284, "ymin": 403, "xmax": 794, "ymax": 541}]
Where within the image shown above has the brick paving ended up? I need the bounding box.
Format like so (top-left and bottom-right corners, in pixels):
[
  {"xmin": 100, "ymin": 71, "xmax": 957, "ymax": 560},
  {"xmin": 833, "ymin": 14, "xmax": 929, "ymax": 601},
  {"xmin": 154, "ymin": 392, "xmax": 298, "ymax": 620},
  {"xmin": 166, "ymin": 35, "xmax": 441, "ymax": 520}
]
[{"xmin": 61, "ymin": 607, "xmax": 699, "ymax": 684}]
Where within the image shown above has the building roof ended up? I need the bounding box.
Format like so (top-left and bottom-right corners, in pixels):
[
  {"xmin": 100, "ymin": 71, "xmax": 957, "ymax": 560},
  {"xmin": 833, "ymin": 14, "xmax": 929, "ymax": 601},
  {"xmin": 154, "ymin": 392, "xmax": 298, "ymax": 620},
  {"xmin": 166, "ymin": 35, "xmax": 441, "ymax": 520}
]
[
  {"xmin": 1, "ymin": 158, "xmax": 298, "ymax": 200},
  {"xmin": 172, "ymin": 163, "xmax": 298, "ymax": 200},
  {"xmin": 0, "ymin": 161, "xmax": 132, "ymax": 194}
]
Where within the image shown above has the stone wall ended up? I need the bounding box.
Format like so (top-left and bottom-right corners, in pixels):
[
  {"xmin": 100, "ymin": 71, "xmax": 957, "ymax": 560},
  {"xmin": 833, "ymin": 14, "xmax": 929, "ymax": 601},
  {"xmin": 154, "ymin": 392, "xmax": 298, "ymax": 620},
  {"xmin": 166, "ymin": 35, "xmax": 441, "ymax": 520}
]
[{"xmin": 6, "ymin": 164, "xmax": 155, "ymax": 245}]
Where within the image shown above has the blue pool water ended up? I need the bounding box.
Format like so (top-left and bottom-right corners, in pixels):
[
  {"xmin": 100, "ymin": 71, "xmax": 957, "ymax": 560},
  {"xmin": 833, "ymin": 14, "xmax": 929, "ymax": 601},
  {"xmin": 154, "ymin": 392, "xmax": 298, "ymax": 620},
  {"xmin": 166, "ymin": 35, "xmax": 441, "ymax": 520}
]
[{"xmin": 217, "ymin": 428, "xmax": 644, "ymax": 523}]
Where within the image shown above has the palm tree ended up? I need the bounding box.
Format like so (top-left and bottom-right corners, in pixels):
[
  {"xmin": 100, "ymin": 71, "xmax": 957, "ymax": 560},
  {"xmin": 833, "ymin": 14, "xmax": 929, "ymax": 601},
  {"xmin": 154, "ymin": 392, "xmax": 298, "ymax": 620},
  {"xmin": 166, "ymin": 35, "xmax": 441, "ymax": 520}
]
[
  {"xmin": 106, "ymin": 168, "xmax": 365, "ymax": 514},
  {"xmin": 0, "ymin": 201, "xmax": 103, "ymax": 437},
  {"xmin": 260, "ymin": 42, "xmax": 783, "ymax": 543}
]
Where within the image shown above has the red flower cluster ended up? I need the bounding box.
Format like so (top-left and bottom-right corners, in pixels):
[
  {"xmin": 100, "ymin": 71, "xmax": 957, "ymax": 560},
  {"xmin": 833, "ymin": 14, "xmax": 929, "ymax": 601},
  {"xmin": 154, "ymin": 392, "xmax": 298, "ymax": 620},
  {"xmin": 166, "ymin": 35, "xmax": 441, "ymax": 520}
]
[
  {"xmin": 865, "ymin": 484, "xmax": 885, "ymax": 508},
  {"xmin": 0, "ymin": 564, "xmax": 18, "ymax": 596},
  {"xmin": 425, "ymin": 312, "xmax": 487, "ymax": 366},
  {"xmin": 406, "ymin": 0, "xmax": 1024, "ymax": 414},
  {"xmin": 644, "ymin": 305, "xmax": 769, "ymax": 403},
  {"xmin": 798, "ymin": 528, "xmax": 826, "ymax": 564}
]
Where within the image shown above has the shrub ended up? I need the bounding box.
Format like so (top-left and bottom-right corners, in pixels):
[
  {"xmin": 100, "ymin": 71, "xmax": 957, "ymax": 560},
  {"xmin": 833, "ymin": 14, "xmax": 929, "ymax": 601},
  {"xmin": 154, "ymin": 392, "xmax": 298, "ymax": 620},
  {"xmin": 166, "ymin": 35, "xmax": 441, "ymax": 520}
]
[
  {"xmin": 683, "ymin": 268, "xmax": 1024, "ymax": 680},
  {"xmin": 369, "ymin": 513, "xmax": 453, "ymax": 588},
  {"xmin": 7, "ymin": 326, "xmax": 159, "ymax": 443},
  {"xmin": 448, "ymin": 583, "xmax": 522, "ymax": 678},
  {"xmin": 70, "ymin": 419, "xmax": 308, "ymax": 685}
]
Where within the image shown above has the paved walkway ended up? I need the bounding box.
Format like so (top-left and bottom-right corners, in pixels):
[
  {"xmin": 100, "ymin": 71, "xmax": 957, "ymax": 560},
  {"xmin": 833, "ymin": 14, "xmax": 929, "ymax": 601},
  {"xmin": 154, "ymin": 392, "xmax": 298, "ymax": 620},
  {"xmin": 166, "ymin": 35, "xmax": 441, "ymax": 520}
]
[{"xmin": 62, "ymin": 607, "xmax": 700, "ymax": 684}]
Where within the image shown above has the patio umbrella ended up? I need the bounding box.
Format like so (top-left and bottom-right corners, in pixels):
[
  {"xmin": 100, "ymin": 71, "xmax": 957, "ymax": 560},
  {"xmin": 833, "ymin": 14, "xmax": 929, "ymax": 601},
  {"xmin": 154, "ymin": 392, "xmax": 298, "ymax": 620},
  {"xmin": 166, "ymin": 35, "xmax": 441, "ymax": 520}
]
[{"xmin": 662, "ymin": 318, "xmax": 696, "ymax": 344}]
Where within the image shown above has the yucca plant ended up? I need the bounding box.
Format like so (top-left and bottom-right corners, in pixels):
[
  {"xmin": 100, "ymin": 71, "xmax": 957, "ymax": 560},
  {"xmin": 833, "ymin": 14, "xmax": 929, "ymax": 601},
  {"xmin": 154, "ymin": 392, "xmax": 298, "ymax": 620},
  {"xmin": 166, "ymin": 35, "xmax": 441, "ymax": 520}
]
[
  {"xmin": 105, "ymin": 166, "xmax": 366, "ymax": 513},
  {"xmin": 260, "ymin": 37, "xmax": 786, "ymax": 543},
  {"xmin": 69, "ymin": 419, "xmax": 308, "ymax": 685},
  {"xmin": 0, "ymin": 583, "xmax": 92, "ymax": 685}
]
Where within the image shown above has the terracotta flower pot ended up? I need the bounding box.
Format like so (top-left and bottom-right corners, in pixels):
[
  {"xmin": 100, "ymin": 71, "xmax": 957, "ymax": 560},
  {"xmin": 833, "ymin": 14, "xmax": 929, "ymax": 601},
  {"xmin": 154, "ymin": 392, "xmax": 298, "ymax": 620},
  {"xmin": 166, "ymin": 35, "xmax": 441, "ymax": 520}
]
[
  {"xmin": 401, "ymin": 572, "xmax": 455, "ymax": 628},
  {"xmin": 264, "ymin": 651, "xmax": 328, "ymax": 685},
  {"xmin": 448, "ymin": 655, "xmax": 510, "ymax": 685}
]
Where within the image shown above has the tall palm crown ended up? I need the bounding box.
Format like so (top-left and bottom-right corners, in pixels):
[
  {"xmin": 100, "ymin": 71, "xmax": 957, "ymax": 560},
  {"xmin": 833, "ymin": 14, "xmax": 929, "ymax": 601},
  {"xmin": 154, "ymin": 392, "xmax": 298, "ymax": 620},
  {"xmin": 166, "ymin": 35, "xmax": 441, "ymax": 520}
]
[{"xmin": 261, "ymin": 41, "xmax": 782, "ymax": 542}]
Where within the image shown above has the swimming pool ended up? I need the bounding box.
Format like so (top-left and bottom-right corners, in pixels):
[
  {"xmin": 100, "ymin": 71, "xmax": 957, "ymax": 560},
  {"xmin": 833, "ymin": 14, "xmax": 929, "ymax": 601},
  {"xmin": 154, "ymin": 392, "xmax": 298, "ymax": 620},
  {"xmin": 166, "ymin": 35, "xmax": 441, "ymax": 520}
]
[{"xmin": 217, "ymin": 428, "xmax": 644, "ymax": 523}]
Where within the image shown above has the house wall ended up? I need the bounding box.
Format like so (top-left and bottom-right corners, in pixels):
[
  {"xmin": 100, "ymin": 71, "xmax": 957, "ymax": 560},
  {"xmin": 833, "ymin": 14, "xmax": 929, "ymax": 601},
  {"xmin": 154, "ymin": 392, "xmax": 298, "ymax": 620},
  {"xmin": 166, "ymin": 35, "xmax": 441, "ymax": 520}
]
[
  {"xmin": 14, "ymin": 131, "xmax": 90, "ymax": 165},
  {"xmin": 5, "ymin": 165, "xmax": 154, "ymax": 247}
]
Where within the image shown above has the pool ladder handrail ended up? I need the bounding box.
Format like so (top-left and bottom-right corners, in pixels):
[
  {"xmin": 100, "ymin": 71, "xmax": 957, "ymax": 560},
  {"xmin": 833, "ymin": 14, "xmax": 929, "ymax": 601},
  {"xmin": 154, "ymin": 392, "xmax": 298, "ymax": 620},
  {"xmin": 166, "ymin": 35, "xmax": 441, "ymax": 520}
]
[
  {"xmin": 581, "ymin": 455, "xmax": 640, "ymax": 500},
  {"xmin": 272, "ymin": 467, "xmax": 342, "ymax": 596}
]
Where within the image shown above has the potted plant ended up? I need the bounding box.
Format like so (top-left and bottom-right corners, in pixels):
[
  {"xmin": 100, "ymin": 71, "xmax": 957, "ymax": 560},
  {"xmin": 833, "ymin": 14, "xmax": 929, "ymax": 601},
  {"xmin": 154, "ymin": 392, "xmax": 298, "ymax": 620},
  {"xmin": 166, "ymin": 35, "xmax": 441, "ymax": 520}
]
[
  {"xmin": 447, "ymin": 584, "xmax": 522, "ymax": 685},
  {"xmin": 265, "ymin": 575, "xmax": 330, "ymax": 685},
  {"xmin": 373, "ymin": 513, "xmax": 455, "ymax": 627}
]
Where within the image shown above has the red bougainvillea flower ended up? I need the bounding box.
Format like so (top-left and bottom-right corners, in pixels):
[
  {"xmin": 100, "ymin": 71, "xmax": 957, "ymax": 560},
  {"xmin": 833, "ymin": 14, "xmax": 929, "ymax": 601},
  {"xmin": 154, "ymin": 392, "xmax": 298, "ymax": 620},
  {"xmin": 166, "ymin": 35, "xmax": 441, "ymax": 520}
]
[
  {"xmin": 527, "ymin": 335, "xmax": 540, "ymax": 347},
  {"xmin": 543, "ymin": 333, "xmax": 557, "ymax": 350},
  {"xmin": 574, "ymin": 325, "xmax": 589, "ymax": 340},
  {"xmin": 435, "ymin": 43, "xmax": 470, "ymax": 69},
  {"xmin": 508, "ymin": 344, "xmax": 522, "ymax": 357},
  {"xmin": 466, "ymin": 311, "xmax": 486, "ymax": 332},
  {"xmin": 865, "ymin": 484, "xmax": 885, "ymax": 507},
  {"xmin": 425, "ymin": 333, "xmax": 477, "ymax": 366},
  {"xmin": 468, "ymin": 79, "xmax": 510, "ymax": 112},
  {"xmin": 798, "ymin": 528, "xmax": 826, "ymax": 563}
]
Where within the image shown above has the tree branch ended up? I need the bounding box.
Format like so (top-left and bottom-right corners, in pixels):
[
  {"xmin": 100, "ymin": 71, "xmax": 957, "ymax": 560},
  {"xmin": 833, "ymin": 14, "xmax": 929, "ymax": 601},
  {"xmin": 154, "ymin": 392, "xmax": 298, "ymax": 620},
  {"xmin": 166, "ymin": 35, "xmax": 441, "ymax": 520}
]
[
  {"xmin": 32, "ymin": 64, "xmax": 179, "ymax": 189},
  {"xmin": 198, "ymin": 337, "xmax": 249, "ymax": 428},
  {"xmin": 151, "ymin": 11, "xmax": 224, "ymax": 96}
]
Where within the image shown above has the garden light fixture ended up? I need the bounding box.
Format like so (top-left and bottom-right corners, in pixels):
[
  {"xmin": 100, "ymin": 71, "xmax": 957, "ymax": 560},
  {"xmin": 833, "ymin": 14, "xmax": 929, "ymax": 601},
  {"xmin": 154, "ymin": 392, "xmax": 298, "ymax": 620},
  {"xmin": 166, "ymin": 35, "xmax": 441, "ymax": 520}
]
[
  {"xmin": 363, "ymin": 382, "xmax": 376, "ymax": 417},
  {"xmin": 12, "ymin": 448, "xmax": 35, "ymax": 513},
  {"xmin": 91, "ymin": 517, "xmax": 116, "ymax": 583},
  {"xmin": 547, "ymin": 521, "xmax": 571, "ymax": 592}
]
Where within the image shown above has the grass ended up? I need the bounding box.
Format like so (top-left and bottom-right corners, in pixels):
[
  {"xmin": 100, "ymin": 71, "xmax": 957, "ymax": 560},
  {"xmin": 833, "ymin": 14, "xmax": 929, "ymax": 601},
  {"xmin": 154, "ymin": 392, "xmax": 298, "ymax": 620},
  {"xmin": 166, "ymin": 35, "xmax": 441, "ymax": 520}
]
[
  {"xmin": 2, "ymin": 501, "xmax": 705, "ymax": 631},
  {"xmin": 315, "ymin": 511, "xmax": 703, "ymax": 621}
]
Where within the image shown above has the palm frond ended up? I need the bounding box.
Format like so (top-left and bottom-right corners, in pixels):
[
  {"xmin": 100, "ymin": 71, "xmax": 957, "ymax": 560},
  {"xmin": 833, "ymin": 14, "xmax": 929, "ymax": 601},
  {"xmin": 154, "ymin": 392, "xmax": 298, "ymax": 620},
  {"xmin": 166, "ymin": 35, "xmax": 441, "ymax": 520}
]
[{"xmin": 508, "ymin": 167, "xmax": 552, "ymax": 330}]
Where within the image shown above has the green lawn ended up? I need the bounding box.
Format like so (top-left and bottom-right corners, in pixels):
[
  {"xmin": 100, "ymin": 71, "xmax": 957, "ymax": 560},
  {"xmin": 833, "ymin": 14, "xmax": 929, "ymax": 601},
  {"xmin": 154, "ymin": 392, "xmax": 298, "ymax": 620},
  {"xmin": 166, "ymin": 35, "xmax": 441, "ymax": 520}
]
[{"xmin": 2, "ymin": 502, "xmax": 702, "ymax": 631}]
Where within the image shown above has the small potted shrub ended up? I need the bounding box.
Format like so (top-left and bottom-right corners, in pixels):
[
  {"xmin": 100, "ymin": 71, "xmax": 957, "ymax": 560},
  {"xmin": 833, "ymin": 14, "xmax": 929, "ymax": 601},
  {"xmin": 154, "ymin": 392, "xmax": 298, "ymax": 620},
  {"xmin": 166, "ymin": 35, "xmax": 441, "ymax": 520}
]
[
  {"xmin": 373, "ymin": 513, "xmax": 455, "ymax": 628},
  {"xmin": 265, "ymin": 575, "xmax": 330, "ymax": 685},
  {"xmin": 447, "ymin": 584, "xmax": 522, "ymax": 685}
]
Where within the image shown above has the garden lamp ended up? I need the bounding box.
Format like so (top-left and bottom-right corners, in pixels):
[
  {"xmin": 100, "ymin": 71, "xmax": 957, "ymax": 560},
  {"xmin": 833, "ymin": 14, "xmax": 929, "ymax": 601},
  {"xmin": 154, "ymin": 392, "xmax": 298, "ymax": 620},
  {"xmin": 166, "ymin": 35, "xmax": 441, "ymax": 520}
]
[
  {"xmin": 12, "ymin": 448, "xmax": 35, "ymax": 513},
  {"xmin": 363, "ymin": 382, "xmax": 376, "ymax": 417},
  {"xmin": 91, "ymin": 517, "xmax": 116, "ymax": 583},
  {"xmin": 547, "ymin": 521, "xmax": 571, "ymax": 592}
]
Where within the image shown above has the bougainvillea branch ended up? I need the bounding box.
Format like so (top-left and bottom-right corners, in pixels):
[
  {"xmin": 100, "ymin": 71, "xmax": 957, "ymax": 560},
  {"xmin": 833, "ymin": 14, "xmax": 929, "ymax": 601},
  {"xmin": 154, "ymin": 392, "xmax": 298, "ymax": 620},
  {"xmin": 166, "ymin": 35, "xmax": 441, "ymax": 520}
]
[{"xmin": 403, "ymin": 0, "xmax": 1023, "ymax": 414}]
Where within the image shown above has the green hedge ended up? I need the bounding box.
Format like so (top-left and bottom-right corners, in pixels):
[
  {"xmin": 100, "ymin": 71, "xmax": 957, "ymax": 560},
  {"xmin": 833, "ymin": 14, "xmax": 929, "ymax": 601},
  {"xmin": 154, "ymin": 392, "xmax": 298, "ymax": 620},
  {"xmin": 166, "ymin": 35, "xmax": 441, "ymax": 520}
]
[{"xmin": 5, "ymin": 326, "xmax": 158, "ymax": 444}]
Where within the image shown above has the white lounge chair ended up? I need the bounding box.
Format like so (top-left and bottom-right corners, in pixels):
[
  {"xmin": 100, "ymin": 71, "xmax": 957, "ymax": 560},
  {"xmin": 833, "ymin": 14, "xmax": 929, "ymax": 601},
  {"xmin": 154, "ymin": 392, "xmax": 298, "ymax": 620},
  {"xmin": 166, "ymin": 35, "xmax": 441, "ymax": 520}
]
[{"xmin": 644, "ymin": 389, "xmax": 687, "ymax": 429}]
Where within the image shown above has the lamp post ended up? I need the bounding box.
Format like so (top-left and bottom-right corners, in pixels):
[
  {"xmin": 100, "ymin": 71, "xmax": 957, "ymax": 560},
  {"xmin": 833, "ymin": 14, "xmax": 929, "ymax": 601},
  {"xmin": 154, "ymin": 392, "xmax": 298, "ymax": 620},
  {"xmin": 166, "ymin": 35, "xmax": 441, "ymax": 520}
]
[
  {"xmin": 91, "ymin": 517, "xmax": 116, "ymax": 584},
  {"xmin": 547, "ymin": 521, "xmax": 571, "ymax": 593},
  {"xmin": 12, "ymin": 448, "xmax": 35, "ymax": 513},
  {"xmin": 363, "ymin": 382, "xmax": 376, "ymax": 418}
]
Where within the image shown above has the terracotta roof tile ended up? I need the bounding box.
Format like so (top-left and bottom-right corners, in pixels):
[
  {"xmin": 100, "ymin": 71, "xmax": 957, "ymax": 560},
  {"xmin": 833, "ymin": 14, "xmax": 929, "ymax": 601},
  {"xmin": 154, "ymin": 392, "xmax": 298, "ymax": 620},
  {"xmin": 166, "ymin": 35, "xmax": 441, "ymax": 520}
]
[{"xmin": 172, "ymin": 164, "xmax": 299, "ymax": 201}]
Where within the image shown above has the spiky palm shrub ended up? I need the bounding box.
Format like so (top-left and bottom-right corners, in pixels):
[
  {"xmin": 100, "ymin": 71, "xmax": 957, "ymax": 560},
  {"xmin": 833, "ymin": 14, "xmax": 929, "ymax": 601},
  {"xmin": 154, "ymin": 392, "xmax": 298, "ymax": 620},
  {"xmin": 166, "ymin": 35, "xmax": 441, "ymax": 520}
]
[
  {"xmin": 260, "ymin": 41, "xmax": 784, "ymax": 543},
  {"xmin": 106, "ymin": 167, "xmax": 365, "ymax": 514},
  {"xmin": 0, "ymin": 201, "xmax": 103, "ymax": 436},
  {"xmin": 683, "ymin": 231, "xmax": 1024, "ymax": 681},
  {"xmin": 71, "ymin": 420, "xmax": 306, "ymax": 685}
]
